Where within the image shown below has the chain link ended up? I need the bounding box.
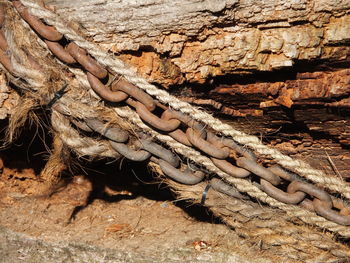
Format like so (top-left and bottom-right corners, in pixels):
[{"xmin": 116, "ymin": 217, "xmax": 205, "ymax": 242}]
[
  {"xmin": 109, "ymin": 141, "xmax": 151, "ymax": 161},
  {"xmin": 3, "ymin": 0, "xmax": 350, "ymax": 226},
  {"xmin": 127, "ymin": 99, "xmax": 181, "ymax": 132},
  {"xmin": 187, "ymin": 128, "xmax": 230, "ymax": 159},
  {"xmin": 45, "ymin": 40, "xmax": 76, "ymax": 64},
  {"xmin": 13, "ymin": 1, "xmax": 62, "ymax": 41},
  {"xmin": 157, "ymin": 158, "xmax": 205, "ymax": 185},
  {"xmin": 84, "ymin": 118, "xmax": 129, "ymax": 143},
  {"xmin": 87, "ymin": 72, "xmax": 129, "ymax": 102}
]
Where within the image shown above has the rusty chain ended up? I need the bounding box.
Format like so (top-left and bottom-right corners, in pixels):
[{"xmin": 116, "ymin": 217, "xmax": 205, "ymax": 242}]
[{"xmin": 1, "ymin": 1, "xmax": 350, "ymax": 226}]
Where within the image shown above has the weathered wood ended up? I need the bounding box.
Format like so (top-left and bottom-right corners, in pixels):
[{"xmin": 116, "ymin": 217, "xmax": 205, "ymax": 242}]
[
  {"xmin": 176, "ymin": 69, "xmax": 350, "ymax": 179},
  {"xmin": 45, "ymin": 0, "xmax": 350, "ymax": 85},
  {"xmin": 212, "ymin": 69, "xmax": 350, "ymax": 108}
]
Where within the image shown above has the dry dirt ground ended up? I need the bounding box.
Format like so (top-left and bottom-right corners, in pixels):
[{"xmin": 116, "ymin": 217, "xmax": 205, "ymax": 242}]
[{"xmin": 0, "ymin": 124, "xmax": 268, "ymax": 263}]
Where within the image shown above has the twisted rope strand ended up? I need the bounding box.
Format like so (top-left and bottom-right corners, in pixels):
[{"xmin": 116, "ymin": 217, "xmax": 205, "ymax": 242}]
[
  {"xmin": 51, "ymin": 110, "xmax": 119, "ymax": 158},
  {"xmin": 19, "ymin": 0, "xmax": 350, "ymax": 200}
]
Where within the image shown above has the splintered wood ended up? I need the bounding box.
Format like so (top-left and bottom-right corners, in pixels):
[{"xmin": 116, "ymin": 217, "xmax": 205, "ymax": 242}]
[{"xmin": 45, "ymin": 0, "xmax": 350, "ymax": 86}]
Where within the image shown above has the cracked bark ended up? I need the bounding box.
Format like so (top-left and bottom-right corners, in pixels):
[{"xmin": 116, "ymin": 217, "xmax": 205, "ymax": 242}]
[
  {"xmin": 5, "ymin": 0, "xmax": 350, "ymax": 179},
  {"xmin": 46, "ymin": 0, "xmax": 350, "ymax": 85}
]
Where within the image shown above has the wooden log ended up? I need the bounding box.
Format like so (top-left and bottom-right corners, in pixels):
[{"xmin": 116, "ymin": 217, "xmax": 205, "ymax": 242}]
[{"xmin": 45, "ymin": 0, "xmax": 350, "ymax": 85}]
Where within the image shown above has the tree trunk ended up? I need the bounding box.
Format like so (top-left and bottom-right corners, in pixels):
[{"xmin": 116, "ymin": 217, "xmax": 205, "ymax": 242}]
[
  {"xmin": 6, "ymin": 0, "xmax": 350, "ymax": 178},
  {"xmin": 45, "ymin": 0, "xmax": 350, "ymax": 85}
]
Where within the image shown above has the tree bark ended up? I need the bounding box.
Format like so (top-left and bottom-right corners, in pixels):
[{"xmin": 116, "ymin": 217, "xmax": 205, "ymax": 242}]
[{"xmin": 45, "ymin": 0, "xmax": 350, "ymax": 85}]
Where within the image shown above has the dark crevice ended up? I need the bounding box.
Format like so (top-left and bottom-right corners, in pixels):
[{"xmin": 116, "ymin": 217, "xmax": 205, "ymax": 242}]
[{"xmin": 0, "ymin": 114, "xmax": 220, "ymax": 225}]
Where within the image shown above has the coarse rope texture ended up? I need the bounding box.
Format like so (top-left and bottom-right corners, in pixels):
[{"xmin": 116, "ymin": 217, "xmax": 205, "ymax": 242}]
[
  {"xmin": 2, "ymin": 1, "xmax": 350, "ymax": 262},
  {"xmin": 19, "ymin": 0, "xmax": 350, "ymax": 201},
  {"xmin": 51, "ymin": 111, "xmax": 119, "ymax": 159}
]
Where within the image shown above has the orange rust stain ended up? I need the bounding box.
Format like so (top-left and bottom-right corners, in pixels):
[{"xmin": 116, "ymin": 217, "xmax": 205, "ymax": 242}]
[
  {"xmin": 221, "ymin": 106, "xmax": 263, "ymax": 117},
  {"xmin": 120, "ymin": 52, "xmax": 185, "ymax": 87},
  {"xmin": 212, "ymin": 69, "xmax": 350, "ymax": 108}
]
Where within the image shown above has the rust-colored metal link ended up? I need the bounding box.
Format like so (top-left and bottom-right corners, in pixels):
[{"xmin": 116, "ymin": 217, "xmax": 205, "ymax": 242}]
[
  {"xmin": 260, "ymin": 165, "xmax": 306, "ymax": 204},
  {"xmin": 186, "ymin": 128, "xmax": 230, "ymax": 159},
  {"xmin": 87, "ymin": 73, "xmax": 129, "ymax": 102},
  {"xmin": 66, "ymin": 43, "xmax": 107, "ymax": 79},
  {"xmin": 44, "ymin": 40, "xmax": 76, "ymax": 64},
  {"xmin": 158, "ymin": 159, "xmax": 205, "ymax": 185},
  {"xmin": 85, "ymin": 118, "xmax": 129, "ymax": 143},
  {"xmin": 162, "ymin": 109, "xmax": 206, "ymax": 133},
  {"xmin": 114, "ymin": 80, "xmax": 156, "ymax": 111},
  {"xmin": 109, "ymin": 141, "xmax": 151, "ymax": 162},
  {"xmin": 211, "ymin": 158, "xmax": 251, "ymax": 178},
  {"xmin": 139, "ymin": 139, "xmax": 179, "ymax": 168},
  {"xmin": 13, "ymin": 1, "xmax": 62, "ymax": 41},
  {"xmin": 286, "ymin": 181, "xmax": 350, "ymax": 224},
  {"xmin": 168, "ymin": 129, "xmax": 192, "ymax": 146},
  {"xmin": 259, "ymin": 166, "xmax": 306, "ymax": 204},
  {"xmin": 128, "ymin": 100, "xmax": 180, "ymax": 132},
  {"xmin": 207, "ymin": 133, "xmax": 251, "ymax": 178},
  {"xmin": 161, "ymin": 109, "xmax": 206, "ymax": 146},
  {"xmin": 237, "ymin": 157, "xmax": 281, "ymax": 185},
  {"xmin": 287, "ymin": 181, "xmax": 332, "ymax": 204},
  {"xmin": 268, "ymin": 165, "xmax": 300, "ymax": 181},
  {"xmin": 213, "ymin": 135, "xmax": 257, "ymax": 161},
  {"xmin": 313, "ymin": 199, "xmax": 350, "ymax": 226},
  {"xmin": 260, "ymin": 179, "xmax": 306, "ymax": 204}
]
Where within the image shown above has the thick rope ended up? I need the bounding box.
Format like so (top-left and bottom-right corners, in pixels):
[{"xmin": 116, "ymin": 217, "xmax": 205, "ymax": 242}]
[
  {"xmin": 114, "ymin": 106, "xmax": 350, "ymax": 237},
  {"xmin": 51, "ymin": 110, "xmax": 119, "ymax": 158},
  {"xmin": 3, "ymin": 15, "xmax": 45, "ymax": 89},
  {"xmin": 19, "ymin": 0, "xmax": 350, "ymax": 200}
]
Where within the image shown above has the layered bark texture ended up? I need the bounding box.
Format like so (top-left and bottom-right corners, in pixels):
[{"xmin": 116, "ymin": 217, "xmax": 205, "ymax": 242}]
[
  {"xmin": 46, "ymin": 0, "xmax": 350, "ymax": 85},
  {"xmin": 6, "ymin": 0, "xmax": 350, "ymax": 179}
]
